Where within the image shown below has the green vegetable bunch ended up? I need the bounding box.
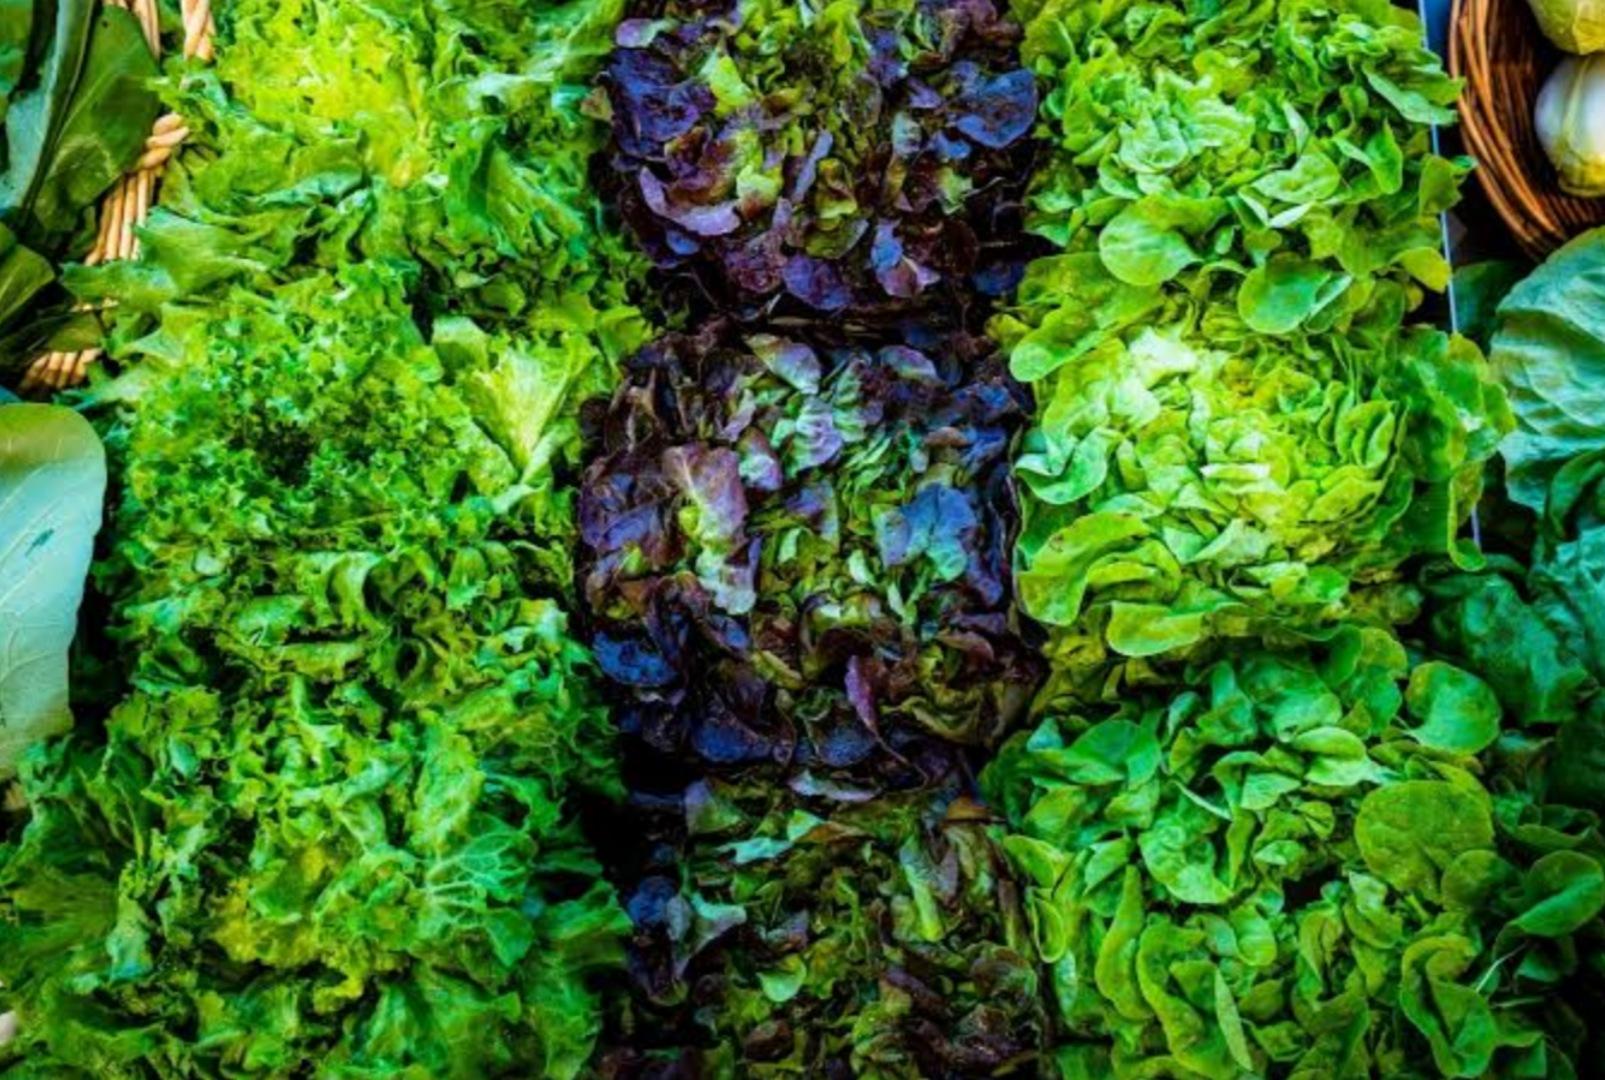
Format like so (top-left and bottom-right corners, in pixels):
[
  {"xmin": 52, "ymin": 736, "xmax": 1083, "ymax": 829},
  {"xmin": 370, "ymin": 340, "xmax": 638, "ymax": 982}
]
[
  {"xmin": 67, "ymin": 0, "xmax": 648, "ymax": 335},
  {"xmin": 1001, "ymin": 298, "xmax": 1509, "ymax": 681},
  {"xmin": 607, "ymin": 779, "xmax": 1047, "ymax": 1076},
  {"xmin": 1010, "ymin": 0, "xmax": 1464, "ymax": 344},
  {"xmin": 982, "ymin": 625, "xmax": 1605, "ymax": 1079},
  {"xmin": 0, "ymin": 262, "xmax": 631, "ymax": 1078},
  {"xmin": 0, "ymin": 0, "xmax": 652, "ymax": 1073}
]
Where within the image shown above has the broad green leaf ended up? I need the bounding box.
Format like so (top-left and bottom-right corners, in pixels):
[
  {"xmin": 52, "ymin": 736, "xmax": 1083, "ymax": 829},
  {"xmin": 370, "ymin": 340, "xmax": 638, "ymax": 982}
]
[
  {"xmin": 1355, "ymin": 781, "xmax": 1494, "ymax": 902},
  {"xmin": 0, "ymin": 403, "xmax": 105, "ymax": 776},
  {"xmin": 1509, "ymin": 851, "xmax": 1605, "ymax": 937},
  {"xmin": 1237, "ymin": 256, "xmax": 1347, "ymax": 335},
  {"xmin": 1403, "ymin": 661, "xmax": 1501, "ymax": 754},
  {"xmin": 1490, "ymin": 227, "xmax": 1605, "ymax": 511},
  {"xmin": 24, "ymin": 7, "xmax": 159, "ymax": 236},
  {"xmin": 0, "ymin": 0, "xmax": 95, "ymax": 222}
]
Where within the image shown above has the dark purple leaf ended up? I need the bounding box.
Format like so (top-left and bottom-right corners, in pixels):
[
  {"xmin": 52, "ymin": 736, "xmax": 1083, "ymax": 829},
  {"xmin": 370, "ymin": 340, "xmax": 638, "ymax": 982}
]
[
  {"xmin": 950, "ymin": 68, "xmax": 1037, "ymax": 150},
  {"xmin": 608, "ymin": 51, "xmax": 714, "ymax": 151},
  {"xmin": 640, "ymin": 171, "xmax": 742, "ymax": 237},
  {"xmin": 871, "ymin": 221, "xmax": 941, "ymax": 299},
  {"xmin": 595, "ymin": 632, "xmax": 679, "ymax": 688},
  {"xmin": 781, "ymin": 255, "xmax": 851, "ymax": 312},
  {"xmin": 662, "ymin": 444, "xmax": 747, "ymax": 544}
]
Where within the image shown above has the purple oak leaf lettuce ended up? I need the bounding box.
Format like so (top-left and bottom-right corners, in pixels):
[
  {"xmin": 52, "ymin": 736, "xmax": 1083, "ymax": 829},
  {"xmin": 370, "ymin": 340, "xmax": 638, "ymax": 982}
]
[
  {"xmin": 578, "ymin": 320, "xmax": 1042, "ymax": 786},
  {"xmin": 598, "ymin": 0, "xmax": 1037, "ymax": 315}
]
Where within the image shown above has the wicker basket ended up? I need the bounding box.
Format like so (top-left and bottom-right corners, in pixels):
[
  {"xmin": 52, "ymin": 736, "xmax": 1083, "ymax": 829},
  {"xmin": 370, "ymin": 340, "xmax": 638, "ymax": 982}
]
[
  {"xmin": 18, "ymin": 0, "xmax": 215, "ymax": 394},
  {"xmin": 1451, "ymin": 0, "xmax": 1605, "ymax": 260}
]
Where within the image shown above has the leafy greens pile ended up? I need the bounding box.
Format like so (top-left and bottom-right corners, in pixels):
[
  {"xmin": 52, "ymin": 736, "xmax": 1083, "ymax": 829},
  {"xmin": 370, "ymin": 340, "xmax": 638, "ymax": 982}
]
[
  {"xmin": 1009, "ymin": 0, "xmax": 1462, "ymax": 343},
  {"xmin": 597, "ymin": 0, "xmax": 1038, "ymax": 314},
  {"xmin": 579, "ymin": 321, "xmax": 1040, "ymax": 782},
  {"xmin": 0, "ymin": 0, "xmax": 651, "ymax": 1074},
  {"xmin": 989, "ymin": 0, "xmax": 1511, "ymax": 683},
  {"xmin": 1005, "ymin": 308, "xmax": 1509, "ymax": 677},
  {"xmin": 578, "ymin": 323, "xmax": 1047, "ymax": 1071},
  {"xmin": 971, "ymin": 0, "xmax": 1605, "ymax": 1074},
  {"xmin": 607, "ymin": 778, "xmax": 1046, "ymax": 1076},
  {"xmin": 983, "ymin": 624, "xmax": 1604, "ymax": 1078}
]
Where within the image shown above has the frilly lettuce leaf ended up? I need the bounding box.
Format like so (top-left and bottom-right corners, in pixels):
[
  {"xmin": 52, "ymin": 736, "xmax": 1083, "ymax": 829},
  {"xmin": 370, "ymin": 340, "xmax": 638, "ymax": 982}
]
[{"xmin": 0, "ymin": 257, "xmax": 632, "ymax": 1078}]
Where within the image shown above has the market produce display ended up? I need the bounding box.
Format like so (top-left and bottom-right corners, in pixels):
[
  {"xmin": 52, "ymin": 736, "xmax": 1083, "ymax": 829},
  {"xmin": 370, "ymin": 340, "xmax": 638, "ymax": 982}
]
[
  {"xmin": 1, "ymin": 0, "xmax": 1603, "ymax": 1076},
  {"xmin": 996, "ymin": 0, "xmax": 1511, "ymax": 687}
]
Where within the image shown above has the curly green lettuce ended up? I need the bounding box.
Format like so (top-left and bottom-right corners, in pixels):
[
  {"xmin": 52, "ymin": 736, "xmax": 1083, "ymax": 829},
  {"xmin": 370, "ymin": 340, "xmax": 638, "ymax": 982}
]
[
  {"xmin": 0, "ymin": 260, "xmax": 632, "ymax": 1078},
  {"xmin": 982, "ymin": 626, "xmax": 1605, "ymax": 1079},
  {"xmin": 0, "ymin": 0, "xmax": 651, "ymax": 1073}
]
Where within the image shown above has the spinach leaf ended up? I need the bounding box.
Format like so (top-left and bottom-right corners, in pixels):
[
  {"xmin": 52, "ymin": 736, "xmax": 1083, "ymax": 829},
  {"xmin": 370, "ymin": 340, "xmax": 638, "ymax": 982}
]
[
  {"xmin": 25, "ymin": 5, "xmax": 159, "ymax": 236},
  {"xmin": 0, "ymin": 219, "xmax": 52, "ymax": 333},
  {"xmin": 0, "ymin": 0, "xmax": 97, "ymax": 227}
]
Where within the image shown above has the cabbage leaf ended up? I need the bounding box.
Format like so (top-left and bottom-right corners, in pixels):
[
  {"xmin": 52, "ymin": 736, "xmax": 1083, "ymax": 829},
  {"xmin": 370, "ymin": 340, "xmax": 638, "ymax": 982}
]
[{"xmin": 0, "ymin": 403, "xmax": 104, "ymax": 777}]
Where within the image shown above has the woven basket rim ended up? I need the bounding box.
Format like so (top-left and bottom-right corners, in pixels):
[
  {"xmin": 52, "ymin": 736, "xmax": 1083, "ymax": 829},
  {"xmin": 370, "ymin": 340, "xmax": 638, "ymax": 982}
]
[{"xmin": 1450, "ymin": 0, "xmax": 1605, "ymax": 261}]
